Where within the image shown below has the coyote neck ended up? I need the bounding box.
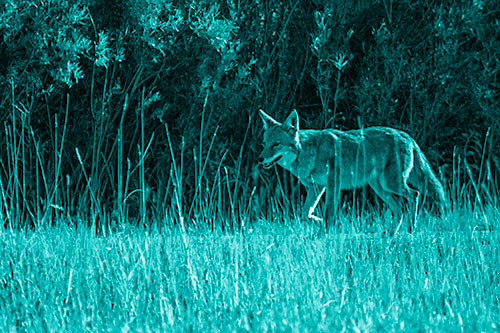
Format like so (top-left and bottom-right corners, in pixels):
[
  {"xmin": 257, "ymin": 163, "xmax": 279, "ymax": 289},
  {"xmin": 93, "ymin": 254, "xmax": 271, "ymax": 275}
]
[
  {"xmin": 281, "ymin": 134, "xmax": 324, "ymax": 186},
  {"xmin": 278, "ymin": 129, "xmax": 342, "ymax": 188}
]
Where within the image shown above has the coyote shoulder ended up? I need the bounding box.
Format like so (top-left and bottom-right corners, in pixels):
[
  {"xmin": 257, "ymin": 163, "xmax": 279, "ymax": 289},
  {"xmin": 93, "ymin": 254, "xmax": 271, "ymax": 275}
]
[{"xmin": 258, "ymin": 109, "xmax": 447, "ymax": 228}]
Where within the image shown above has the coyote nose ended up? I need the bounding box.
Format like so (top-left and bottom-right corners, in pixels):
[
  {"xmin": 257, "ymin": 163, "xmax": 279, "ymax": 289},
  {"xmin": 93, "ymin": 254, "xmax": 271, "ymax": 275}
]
[{"xmin": 258, "ymin": 157, "xmax": 264, "ymax": 163}]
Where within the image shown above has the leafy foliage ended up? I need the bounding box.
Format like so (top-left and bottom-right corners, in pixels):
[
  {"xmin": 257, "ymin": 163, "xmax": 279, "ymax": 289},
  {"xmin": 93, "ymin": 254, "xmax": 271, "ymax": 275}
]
[{"xmin": 0, "ymin": 0, "xmax": 499, "ymax": 226}]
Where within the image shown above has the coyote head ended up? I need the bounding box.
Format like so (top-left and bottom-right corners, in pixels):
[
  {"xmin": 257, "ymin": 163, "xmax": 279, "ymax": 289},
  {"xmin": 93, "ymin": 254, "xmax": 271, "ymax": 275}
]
[{"xmin": 258, "ymin": 109, "xmax": 300, "ymax": 169}]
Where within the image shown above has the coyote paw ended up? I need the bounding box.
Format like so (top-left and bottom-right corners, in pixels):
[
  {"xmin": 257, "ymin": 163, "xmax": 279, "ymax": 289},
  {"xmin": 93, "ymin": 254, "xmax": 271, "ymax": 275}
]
[{"xmin": 307, "ymin": 213, "xmax": 323, "ymax": 222}]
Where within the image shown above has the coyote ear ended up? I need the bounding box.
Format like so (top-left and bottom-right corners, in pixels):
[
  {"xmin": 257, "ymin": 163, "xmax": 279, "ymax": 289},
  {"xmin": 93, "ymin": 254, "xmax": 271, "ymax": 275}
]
[
  {"xmin": 258, "ymin": 109, "xmax": 280, "ymax": 130},
  {"xmin": 283, "ymin": 109, "xmax": 299, "ymax": 131}
]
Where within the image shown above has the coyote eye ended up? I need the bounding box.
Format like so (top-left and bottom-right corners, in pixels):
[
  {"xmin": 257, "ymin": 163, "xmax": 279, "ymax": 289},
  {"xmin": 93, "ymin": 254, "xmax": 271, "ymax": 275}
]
[{"xmin": 271, "ymin": 143, "xmax": 279, "ymax": 149}]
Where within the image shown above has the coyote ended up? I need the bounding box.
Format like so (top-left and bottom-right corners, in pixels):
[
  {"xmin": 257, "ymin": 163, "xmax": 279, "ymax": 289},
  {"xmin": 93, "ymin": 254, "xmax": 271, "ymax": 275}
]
[{"xmin": 258, "ymin": 109, "xmax": 447, "ymax": 229}]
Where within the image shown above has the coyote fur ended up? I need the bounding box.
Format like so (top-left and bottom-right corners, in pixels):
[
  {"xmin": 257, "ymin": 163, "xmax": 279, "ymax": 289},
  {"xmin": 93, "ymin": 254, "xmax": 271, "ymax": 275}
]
[{"xmin": 258, "ymin": 109, "xmax": 447, "ymax": 229}]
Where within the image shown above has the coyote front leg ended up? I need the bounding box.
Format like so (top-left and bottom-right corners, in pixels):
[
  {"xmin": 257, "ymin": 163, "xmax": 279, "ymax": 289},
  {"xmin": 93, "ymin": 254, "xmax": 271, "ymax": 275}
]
[
  {"xmin": 325, "ymin": 184, "xmax": 341, "ymax": 228},
  {"xmin": 304, "ymin": 186, "xmax": 325, "ymax": 221},
  {"xmin": 325, "ymin": 154, "xmax": 341, "ymax": 228}
]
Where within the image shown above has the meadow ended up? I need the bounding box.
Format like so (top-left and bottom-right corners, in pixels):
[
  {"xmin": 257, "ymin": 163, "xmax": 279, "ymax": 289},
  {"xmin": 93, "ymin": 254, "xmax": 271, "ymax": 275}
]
[
  {"xmin": 1, "ymin": 207, "xmax": 499, "ymax": 331},
  {"xmin": 1, "ymin": 1, "xmax": 499, "ymax": 331}
]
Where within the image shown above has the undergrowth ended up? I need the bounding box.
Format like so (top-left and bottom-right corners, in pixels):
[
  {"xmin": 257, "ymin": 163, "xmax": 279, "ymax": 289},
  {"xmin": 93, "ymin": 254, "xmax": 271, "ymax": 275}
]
[
  {"xmin": 1, "ymin": 1, "xmax": 499, "ymax": 330},
  {"xmin": 0, "ymin": 209, "xmax": 499, "ymax": 331}
]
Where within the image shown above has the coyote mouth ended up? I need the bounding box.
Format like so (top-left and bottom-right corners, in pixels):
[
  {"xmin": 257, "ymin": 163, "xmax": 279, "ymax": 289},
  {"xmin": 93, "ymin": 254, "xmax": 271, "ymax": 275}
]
[{"xmin": 263, "ymin": 155, "xmax": 282, "ymax": 169}]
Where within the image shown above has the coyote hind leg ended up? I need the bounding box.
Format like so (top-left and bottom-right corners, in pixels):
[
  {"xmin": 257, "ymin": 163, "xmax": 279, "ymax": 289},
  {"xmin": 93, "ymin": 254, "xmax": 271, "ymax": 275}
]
[
  {"xmin": 368, "ymin": 178, "xmax": 405, "ymax": 215},
  {"xmin": 369, "ymin": 173, "xmax": 420, "ymax": 233}
]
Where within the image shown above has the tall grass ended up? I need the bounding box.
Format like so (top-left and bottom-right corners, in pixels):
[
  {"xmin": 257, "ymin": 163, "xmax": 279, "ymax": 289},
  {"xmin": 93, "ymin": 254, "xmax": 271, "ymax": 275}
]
[
  {"xmin": 0, "ymin": 212, "xmax": 499, "ymax": 331},
  {"xmin": 1, "ymin": 90, "xmax": 499, "ymax": 331},
  {"xmin": 2, "ymin": 1, "xmax": 499, "ymax": 329}
]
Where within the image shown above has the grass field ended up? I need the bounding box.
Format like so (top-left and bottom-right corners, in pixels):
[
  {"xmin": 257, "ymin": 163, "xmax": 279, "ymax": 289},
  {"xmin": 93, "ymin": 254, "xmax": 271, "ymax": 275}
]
[
  {"xmin": 2, "ymin": 1, "xmax": 500, "ymax": 330},
  {"xmin": 1, "ymin": 208, "xmax": 499, "ymax": 331}
]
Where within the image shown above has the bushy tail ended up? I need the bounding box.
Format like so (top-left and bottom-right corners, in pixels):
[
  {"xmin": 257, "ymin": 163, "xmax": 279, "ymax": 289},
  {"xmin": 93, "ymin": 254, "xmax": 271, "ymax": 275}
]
[{"xmin": 413, "ymin": 150, "xmax": 449, "ymax": 213}]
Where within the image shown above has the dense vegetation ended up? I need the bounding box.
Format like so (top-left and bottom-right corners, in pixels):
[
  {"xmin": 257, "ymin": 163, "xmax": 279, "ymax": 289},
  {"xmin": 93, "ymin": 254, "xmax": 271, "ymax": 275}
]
[
  {"xmin": 1, "ymin": 212, "xmax": 499, "ymax": 331},
  {"xmin": 0, "ymin": 0, "xmax": 499, "ymax": 228},
  {"xmin": 1, "ymin": 1, "xmax": 500, "ymax": 330}
]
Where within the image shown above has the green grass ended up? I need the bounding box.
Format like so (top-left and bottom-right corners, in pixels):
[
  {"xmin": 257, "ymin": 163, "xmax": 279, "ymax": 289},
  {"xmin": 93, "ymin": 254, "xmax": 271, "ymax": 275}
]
[{"xmin": 1, "ymin": 209, "xmax": 499, "ymax": 331}]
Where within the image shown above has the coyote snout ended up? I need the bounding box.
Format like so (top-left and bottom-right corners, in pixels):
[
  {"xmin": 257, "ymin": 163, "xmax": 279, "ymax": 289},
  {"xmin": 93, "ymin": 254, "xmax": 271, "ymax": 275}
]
[
  {"xmin": 258, "ymin": 144, "xmax": 294, "ymax": 169},
  {"xmin": 257, "ymin": 154, "xmax": 282, "ymax": 169},
  {"xmin": 258, "ymin": 109, "xmax": 447, "ymax": 230}
]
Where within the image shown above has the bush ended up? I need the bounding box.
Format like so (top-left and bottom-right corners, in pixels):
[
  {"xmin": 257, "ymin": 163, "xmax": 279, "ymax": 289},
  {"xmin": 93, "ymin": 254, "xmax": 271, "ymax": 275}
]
[{"xmin": 0, "ymin": 0, "xmax": 498, "ymax": 228}]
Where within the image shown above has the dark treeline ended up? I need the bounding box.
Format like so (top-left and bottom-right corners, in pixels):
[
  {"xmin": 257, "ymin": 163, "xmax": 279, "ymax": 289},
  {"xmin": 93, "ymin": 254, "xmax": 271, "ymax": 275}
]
[{"xmin": 0, "ymin": 0, "xmax": 499, "ymax": 228}]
